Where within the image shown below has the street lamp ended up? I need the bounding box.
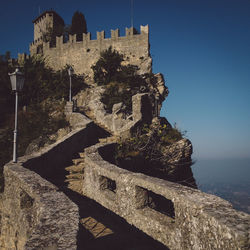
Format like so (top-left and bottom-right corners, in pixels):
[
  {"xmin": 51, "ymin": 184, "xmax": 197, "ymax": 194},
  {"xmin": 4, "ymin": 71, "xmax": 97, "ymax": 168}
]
[
  {"xmin": 155, "ymin": 93, "xmax": 160, "ymax": 117},
  {"xmin": 68, "ymin": 66, "xmax": 74, "ymax": 102},
  {"xmin": 9, "ymin": 68, "xmax": 25, "ymax": 163}
]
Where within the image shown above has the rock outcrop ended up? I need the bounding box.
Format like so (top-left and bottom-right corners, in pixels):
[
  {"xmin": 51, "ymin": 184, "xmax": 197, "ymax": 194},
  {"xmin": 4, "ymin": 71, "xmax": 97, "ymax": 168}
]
[{"xmin": 163, "ymin": 138, "xmax": 193, "ymax": 165}]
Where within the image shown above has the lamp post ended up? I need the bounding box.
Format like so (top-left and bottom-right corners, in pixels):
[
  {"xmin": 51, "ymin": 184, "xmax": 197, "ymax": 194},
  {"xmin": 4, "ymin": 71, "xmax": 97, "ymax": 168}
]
[
  {"xmin": 68, "ymin": 67, "xmax": 74, "ymax": 102},
  {"xmin": 9, "ymin": 68, "xmax": 25, "ymax": 163},
  {"xmin": 155, "ymin": 93, "xmax": 160, "ymax": 117}
]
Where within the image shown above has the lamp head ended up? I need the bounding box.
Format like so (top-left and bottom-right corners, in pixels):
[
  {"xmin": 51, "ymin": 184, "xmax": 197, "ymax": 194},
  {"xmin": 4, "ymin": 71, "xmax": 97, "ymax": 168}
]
[
  {"xmin": 8, "ymin": 68, "xmax": 25, "ymax": 92},
  {"xmin": 68, "ymin": 66, "xmax": 74, "ymax": 76}
]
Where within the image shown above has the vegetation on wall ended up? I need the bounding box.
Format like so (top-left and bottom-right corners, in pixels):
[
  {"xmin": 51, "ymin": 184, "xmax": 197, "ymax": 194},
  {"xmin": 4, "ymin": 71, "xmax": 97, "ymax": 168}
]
[
  {"xmin": 113, "ymin": 121, "xmax": 195, "ymax": 187},
  {"xmin": 116, "ymin": 121, "xmax": 183, "ymax": 165},
  {"xmin": 91, "ymin": 47, "xmax": 124, "ymax": 85},
  {"xmin": 21, "ymin": 56, "xmax": 86, "ymax": 106},
  {"xmin": 91, "ymin": 47, "xmax": 152, "ymax": 113}
]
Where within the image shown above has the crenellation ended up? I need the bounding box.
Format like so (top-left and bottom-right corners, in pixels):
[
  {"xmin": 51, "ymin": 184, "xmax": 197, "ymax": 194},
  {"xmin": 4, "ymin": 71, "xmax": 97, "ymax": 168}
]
[
  {"xmin": 83, "ymin": 32, "xmax": 91, "ymax": 43},
  {"xmin": 140, "ymin": 24, "xmax": 149, "ymax": 34},
  {"xmin": 97, "ymin": 30, "xmax": 105, "ymax": 40},
  {"xmin": 125, "ymin": 27, "xmax": 135, "ymax": 36},
  {"xmin": 111, "ymin": 28, "xmax": 120, "ymax": 39},
  {"xmin": 56, "ymin": 35, "xmax": 63, "ymax": 47},
  {"xmin": 68, "ymin": 34, "xmax": 76, "ymax": 43}
]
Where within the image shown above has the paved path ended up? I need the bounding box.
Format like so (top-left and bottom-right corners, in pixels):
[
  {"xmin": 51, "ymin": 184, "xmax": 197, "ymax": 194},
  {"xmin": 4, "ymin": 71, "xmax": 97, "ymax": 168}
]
[{"xmin": 61, "ymin": 187, "xmax": 169, "ymax": 250}]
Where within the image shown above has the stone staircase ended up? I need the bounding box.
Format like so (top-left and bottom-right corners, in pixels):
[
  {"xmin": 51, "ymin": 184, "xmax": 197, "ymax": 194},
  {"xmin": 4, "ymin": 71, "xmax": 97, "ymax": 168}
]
[
  {"xmin": 79, "ymin": 106, "xmax": 113, "ymax": 134},
  {"xmin": 98, "ymin": 135, "xmax": 119, "ymax": 144},
  {"xmin": 65, "ymin": 111, "xmax": 119, "ymax": 194},
  {"xmin": 61, "ymin": 112, "xmax": 170, "ymax": 249},
  {"xmin": 65, "ymin": 152, "xmax": 85, "ymax": 194}
]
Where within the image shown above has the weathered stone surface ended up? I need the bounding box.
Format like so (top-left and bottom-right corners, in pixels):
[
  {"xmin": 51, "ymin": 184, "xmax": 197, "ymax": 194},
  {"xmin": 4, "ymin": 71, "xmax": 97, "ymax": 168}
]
[
  {"xmin": 0, "ymin": 112, "xmax": 105, "ymax": 249},
  {"xmin": 76, "ymin": 86, "xmax": 153, "ymax": 138},
  {"xmin": 65, "ymin": 110, "xmax": 91, "ymax": 129},
  {"xmin": 82, "ymin": 142, "xmax": 250, "ymax": 250},
  {"xmin": 0, "ymin": 162, "xmax": 79, "ymax": 250},
  {"xmin": 163, "ymin": 138, "xmax": 193, "ymax": 164},
  {"xmin": 1, "ymin": 109, "xmax": 249, "ymax": 249}
]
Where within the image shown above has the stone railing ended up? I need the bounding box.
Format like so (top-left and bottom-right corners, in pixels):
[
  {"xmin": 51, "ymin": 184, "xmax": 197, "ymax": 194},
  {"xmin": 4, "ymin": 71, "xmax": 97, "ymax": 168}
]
[
  {"xmin": 82, "ymin": 143, "xmax": 250, "ymax": 250},
  {"xmin": 77, "ymin": 87, "xmax": 153, "ymax": 138},
  {"xmin": 0, "ymin": 113, "xmax": 108, "ymax": 249},
  {"xmin": 0, "ymin": 111, "xmax": 249, "ymax": 249},
  {"xmin": 0, "ymin": 162, "xmax": 79, "ymax": 250}
]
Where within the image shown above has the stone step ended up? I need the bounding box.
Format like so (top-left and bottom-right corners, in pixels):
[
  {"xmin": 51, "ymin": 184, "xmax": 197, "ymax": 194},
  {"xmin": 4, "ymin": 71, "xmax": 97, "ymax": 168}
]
[
  {"xmin": 99, "ymin": 136, "xmax": 118, "ymax": 144},
  {"xmin": 65, "ymin": 173, "xmax": 84, "ymax": 181},
  {"xmin": 68, "ymin": 180, "xmax": 83, "ymax": 194},
  {"xmin": 65, "ymin": 165, "xmax": 84, "ymax": 173},
  {"xmin": 80, "ymin": 216, "xmax": 113, "ymax": 239},
  {"xmin": 79, "ymin": 152, "xmax": 85, "ymax": 158},
  {"xmin": 65, "ymin": 178, "xmax": 82, "ymax": 183},
  {"xmin": 72, "ymin": 158, "xmax": 85, "ymax": 165},
  {"xmin": 80, "ymin": 107, "xmax": 113, "ymax": 134}
]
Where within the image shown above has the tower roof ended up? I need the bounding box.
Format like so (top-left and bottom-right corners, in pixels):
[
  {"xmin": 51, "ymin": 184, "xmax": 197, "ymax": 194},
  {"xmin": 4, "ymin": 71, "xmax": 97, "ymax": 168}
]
[{"xmin": 32, "ymin": 10, "xmax": 62, "ymax": 23}]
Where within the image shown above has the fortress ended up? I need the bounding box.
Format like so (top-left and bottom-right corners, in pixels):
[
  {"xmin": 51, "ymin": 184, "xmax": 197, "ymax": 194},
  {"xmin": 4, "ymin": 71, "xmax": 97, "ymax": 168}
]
[
  {"xmin": 3, "ymin": 10, "xmax": 249, "ymax": 249},
  {"xmin": 28, "ymin": 10, "xmax": 152, "ymax": 78}
]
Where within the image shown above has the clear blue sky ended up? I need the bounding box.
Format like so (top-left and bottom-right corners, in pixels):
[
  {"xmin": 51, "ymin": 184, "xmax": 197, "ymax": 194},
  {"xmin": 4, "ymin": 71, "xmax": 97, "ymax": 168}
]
[{"xmin": 1, "ymin": 0, "xmax": 250, "ymax": 160}]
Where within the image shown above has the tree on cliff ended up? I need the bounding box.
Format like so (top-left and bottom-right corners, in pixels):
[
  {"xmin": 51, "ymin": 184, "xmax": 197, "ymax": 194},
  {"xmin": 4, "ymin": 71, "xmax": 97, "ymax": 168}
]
[
  {"xmin": 70, "ymin": 11, "xmax": 87, "ymax": 35},
  {"xmin": 91, "ymin": 47, "xmax": 124, "ymax": 85}
]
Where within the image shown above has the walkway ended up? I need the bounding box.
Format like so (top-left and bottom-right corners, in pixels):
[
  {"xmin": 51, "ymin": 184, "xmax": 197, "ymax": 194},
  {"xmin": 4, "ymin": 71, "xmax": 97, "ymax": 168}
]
[{"xmin": 38, "ymin": 113, "xmax": 169, "ymax": 250}]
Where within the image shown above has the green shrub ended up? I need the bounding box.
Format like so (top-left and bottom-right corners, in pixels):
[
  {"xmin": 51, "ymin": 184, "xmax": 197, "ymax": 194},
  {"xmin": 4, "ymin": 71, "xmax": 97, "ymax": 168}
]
[
  {"xmin": 92, "ymin": 47, "xmax": 151, "ymax": 113},
  {"xmin": 91, "ymin": 47, "xmax": 124, "ymax": 85},
  {"xmin": 0, "ymin": 101, "xmax": 69, "ymax": 191},
  {"xmin": 100, "ymin": 82, "xmax": 132, "ymax": 113},
  {"xmin": 0, "ymin": 56, "xmax": 86, "ymax": 189},
  {"xmin": 21, "ymin": 57, "xmax": 87, "ymax": 106},
  {"xmin": 115, "ymin": 122, "xmax": 184, "ymax": 165}
]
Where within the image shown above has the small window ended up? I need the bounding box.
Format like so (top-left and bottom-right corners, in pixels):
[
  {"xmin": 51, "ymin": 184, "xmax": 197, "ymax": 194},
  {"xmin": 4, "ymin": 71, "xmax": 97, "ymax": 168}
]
[
  {"xmin": 136, "ymin": 186, "xmax": 175, "ymax": 219},
  {"xmin": 20, "ymin": 190, "xmax": 34, "ymax": 209},
  {"xmin": 99, "ymin": 176, "xmax": 116, "ymax": 193}
]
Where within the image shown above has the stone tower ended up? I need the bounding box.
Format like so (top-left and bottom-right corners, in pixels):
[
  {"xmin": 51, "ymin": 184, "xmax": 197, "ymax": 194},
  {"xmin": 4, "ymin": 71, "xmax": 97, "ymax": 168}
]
[{"xmin": 32, "ymin": 10, "xmax": 64, "ymax": 53}]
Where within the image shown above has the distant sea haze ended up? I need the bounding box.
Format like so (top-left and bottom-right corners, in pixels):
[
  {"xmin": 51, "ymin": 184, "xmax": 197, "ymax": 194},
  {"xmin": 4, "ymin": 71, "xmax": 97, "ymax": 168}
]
[{"xmin": 191, "ymin": 158, "xmax": 250, "ymax": 214}]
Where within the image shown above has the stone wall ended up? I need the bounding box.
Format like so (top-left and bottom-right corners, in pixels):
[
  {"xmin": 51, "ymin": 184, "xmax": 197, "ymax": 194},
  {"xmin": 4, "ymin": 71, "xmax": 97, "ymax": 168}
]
[
  {"xmin": 1, "ymin": 111, "xmax": 249, "ymax": 249},
  {"xmin": 76, "ymin": 86, "xmax": 153, "ymax": 138},
  {"xmin": 82, "ymin": 143, "xmax": 250, "ymax": 250},
  {"xmin": 29, "ymin": 26, "xmax": 151, "ymax": 77},
  {"xmin": 0, "ymin": 163, "xmax": 78, "ymax": 250},
  {"xmin": 0, "ymin": 113, "xmax": 107, "ymax": 249}
]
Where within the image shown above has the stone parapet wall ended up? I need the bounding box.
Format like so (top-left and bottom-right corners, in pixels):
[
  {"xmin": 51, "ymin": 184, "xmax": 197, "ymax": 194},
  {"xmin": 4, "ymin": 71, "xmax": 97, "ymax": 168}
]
[
  {"xmin": 76, "ymin": 86, "xmax": 153, "ymax": 138},
  {"xmin": 0, "ymin": 111, "xmax": 249, "ymax": 249},
  {"xmin": 0, "ymin": 163, "xmax": 79, "ymax": 250},
  {"xmin": 0, "ymin": 113, "xmax": 102, "ymax": 249},
  {"xmin": 82, "ymin": 143, "xmax": 250, "ymax": 250},
  {"xmin": 29, "ymin": 25, "xmax": 151, "ymax": 77}
]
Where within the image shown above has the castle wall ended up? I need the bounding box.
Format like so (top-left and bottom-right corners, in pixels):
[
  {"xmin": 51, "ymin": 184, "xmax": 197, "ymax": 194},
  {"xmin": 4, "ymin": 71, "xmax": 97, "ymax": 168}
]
[
  {"xmin": 30, "ymin": 25, "xmax": 152, "ymax": 77},
  {"xmin": 33, "ymin": 12, "xmax": 53, "ymax": 42}
]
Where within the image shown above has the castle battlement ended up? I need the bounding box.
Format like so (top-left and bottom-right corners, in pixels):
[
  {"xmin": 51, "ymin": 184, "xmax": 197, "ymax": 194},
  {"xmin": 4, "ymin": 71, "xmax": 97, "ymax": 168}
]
[
  {"xmin": 29, "ymin": 12, "xmax": 152, "ymax": 77},
  {"xmin": 30, "ymin": 25, "xmax": 148, "ymax": 47}
]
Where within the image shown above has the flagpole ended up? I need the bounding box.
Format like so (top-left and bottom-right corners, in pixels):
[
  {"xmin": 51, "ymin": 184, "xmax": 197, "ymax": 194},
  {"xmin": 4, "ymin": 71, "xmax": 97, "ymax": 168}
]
[{"xmin": 131, "ymin": 0, "xmax": 134, "ymax": 28}]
